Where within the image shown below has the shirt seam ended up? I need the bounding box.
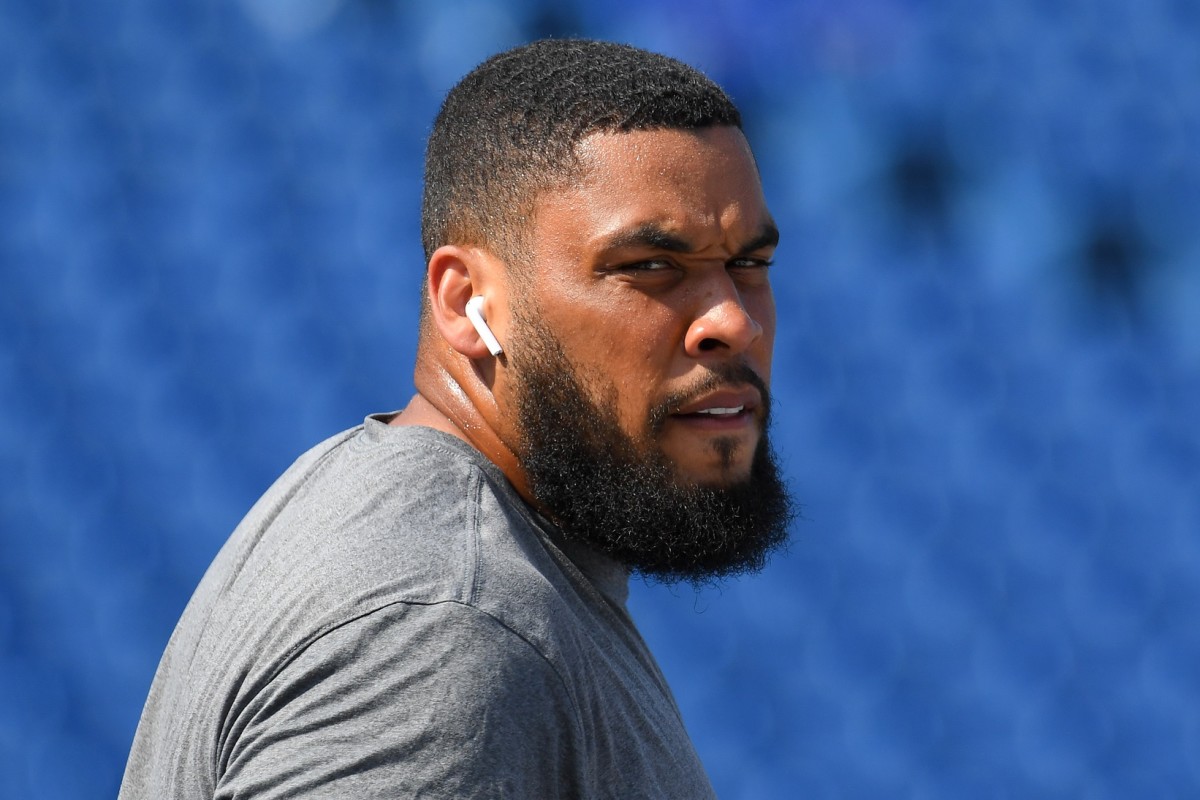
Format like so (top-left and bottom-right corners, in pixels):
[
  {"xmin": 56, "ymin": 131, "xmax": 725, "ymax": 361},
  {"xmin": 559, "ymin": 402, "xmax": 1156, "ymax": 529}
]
[{"xmin": 264, "ymin": 597, "xmax": 589, "ymax": 736}]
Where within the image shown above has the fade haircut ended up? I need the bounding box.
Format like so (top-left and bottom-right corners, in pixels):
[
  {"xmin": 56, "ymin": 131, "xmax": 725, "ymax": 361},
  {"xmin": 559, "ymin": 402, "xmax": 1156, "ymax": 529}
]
[{"xmin": 420, "ymin": 39, "xmax": 743, "ymax": 266}]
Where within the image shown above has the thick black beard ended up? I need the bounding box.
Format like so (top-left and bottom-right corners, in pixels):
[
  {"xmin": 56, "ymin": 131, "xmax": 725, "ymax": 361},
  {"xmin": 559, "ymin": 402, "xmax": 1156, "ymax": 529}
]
[{"xmin": 507, "ymin": 317, "xmax": 796, "ymax": 586}]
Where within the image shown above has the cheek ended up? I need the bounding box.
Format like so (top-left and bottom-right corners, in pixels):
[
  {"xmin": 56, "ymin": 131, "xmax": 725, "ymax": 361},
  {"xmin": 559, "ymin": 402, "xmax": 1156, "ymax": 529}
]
[
  {"xmin": 541, "ymin": 325, "xmax": 652, "ymax": 421},
  {"xmin": 557, "ymin": 300, "xmax": 681, "ymax": 371},
  {"xmin": 584, "ymin": 343, "xmax": 674, "ymax": 438},
  {"xmin": 533, "ymin": 293, "xmax": 697, "ymax": 427}
]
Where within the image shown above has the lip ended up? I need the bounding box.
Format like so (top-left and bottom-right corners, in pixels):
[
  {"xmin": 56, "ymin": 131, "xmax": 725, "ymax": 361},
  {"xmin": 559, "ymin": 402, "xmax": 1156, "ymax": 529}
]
[{"xmin": 671, "ymin": 387, "xmax": 761, "ymax": 418}]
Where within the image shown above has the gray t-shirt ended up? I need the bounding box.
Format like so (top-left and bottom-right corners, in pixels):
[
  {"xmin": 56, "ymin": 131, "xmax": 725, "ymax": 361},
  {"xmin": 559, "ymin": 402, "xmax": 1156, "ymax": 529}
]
[{"xmin": 120, "ymin": 417, "xmax": 715, "ymax": 799}]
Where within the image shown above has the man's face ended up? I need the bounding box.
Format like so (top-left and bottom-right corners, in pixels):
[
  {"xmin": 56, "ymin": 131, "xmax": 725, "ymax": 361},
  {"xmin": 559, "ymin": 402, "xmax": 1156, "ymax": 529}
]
[
  {"xmin": 491, "ymin": 126, "xmax": 792, "ymax": 582},
  {"xmin": 502, "ymin": 125, "xmax": 779, "ymax": 489}
]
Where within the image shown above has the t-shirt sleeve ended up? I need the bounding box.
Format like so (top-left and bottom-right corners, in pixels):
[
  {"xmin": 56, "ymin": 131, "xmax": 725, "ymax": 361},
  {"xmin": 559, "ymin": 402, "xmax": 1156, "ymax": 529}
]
[{"xmin": 214, "ymin": 600, "xmax": 588, "ymax": 799}]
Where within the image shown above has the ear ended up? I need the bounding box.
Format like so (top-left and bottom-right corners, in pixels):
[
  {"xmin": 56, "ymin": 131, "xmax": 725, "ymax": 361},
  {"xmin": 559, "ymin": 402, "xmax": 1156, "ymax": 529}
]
[{"xmin": 426, "ymin": 245, "xmax": 504, "ymax": 359}]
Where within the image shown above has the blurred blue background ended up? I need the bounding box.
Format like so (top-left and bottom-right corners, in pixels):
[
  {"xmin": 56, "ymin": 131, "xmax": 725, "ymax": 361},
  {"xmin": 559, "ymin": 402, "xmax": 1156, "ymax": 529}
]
[{"xmin": 2, "ymin": 0, "xmax": 1199, "ymax": 796}]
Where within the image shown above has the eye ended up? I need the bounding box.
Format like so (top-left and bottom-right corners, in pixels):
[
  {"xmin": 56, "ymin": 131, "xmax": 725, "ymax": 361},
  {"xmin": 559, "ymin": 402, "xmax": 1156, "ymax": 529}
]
[
  {"xmin": 724, "ymin": 256, "xmax": 772, "ymax": 275},
  {"xmin": 728, "ymin": 257, "xmax": 774, "ymax": 270},
  {"xmin": 604, "ymin": 258, "xmax": 684, "ymax": 289},
  {"xmin": 621, "ymin": 259, "xmax": 676, "ymax": 272},
  {"xmin": 728, "ymin": 257, "xmax": 774, "ymax": 287},
  {"xmin": 610, "ymin": 259, "xmax": 684, "ymax": 282}
]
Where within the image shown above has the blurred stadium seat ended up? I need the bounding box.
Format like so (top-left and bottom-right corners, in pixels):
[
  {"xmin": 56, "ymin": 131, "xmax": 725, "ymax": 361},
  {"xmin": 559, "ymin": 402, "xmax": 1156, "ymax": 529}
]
[{"xmin": 2, "ymin": 0, "xmax": 1198, "ymax": 796}]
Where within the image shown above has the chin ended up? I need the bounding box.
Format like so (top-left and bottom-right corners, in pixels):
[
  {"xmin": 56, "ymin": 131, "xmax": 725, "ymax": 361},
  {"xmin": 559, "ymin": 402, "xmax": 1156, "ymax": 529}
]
[
  {"xmin": 686, "ymin": 471, "xmax": 754, "ymax": 492},
  {"xmin": 669, "ymin": 458, "xmax": 757, "ymax": 489},
  {"xmin": 666, "ymin": 441, "xmax": 757, "ymax": 485}
]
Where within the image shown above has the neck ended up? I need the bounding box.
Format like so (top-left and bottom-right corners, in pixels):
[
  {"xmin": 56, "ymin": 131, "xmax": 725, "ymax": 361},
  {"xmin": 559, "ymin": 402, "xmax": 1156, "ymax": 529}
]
[{"xmin": 393, "ymin": 358, "xmax": 534, "ymax": 504}]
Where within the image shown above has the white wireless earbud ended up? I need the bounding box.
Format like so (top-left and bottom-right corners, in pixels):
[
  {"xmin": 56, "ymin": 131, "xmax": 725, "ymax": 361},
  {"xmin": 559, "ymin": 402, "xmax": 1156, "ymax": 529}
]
[{"xmin": 465, "ymin": 296, "xmax": 503, "ymax": 356}]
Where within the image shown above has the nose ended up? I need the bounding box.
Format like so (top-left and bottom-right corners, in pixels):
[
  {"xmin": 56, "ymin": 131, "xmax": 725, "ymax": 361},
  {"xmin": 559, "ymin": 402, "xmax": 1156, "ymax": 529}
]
[{"xmin": 683, "ymin": 279, "xmax": 765, "ymax": 357}]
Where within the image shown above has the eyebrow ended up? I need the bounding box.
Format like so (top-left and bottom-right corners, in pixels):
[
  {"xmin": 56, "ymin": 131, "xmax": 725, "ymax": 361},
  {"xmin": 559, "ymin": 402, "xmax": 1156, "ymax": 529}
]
[
  {"xmin": 739, "ymin": 222, "xmax": 780, "ymax": 254},
  {"xmin": 601, "ymin": 220, "xmax": 780, "ymax": 255}
]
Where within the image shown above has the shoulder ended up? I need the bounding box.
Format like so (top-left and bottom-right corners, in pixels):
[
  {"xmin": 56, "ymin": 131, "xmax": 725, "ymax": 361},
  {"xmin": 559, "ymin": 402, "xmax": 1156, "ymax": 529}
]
[
  {"xmin": 214, "ymin": 599, "xmax": 588, "ymax": 798},
  {"xmin": 184, "ymin": 419, "xmax": 590, "ymax": 694},
  {"xmin": 220, "ymin": 421, "xmax": 500, "ymax": 606}
]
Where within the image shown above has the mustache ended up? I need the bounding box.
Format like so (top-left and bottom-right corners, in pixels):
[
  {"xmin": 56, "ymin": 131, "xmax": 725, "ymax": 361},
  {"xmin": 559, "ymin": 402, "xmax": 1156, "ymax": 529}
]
[{"xmin": 648, "ymin": 361, "xmax": 771, "ymax": 434}]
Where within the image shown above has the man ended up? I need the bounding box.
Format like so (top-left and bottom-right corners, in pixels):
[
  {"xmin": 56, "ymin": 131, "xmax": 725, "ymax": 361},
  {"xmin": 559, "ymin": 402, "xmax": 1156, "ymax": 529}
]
[{"xmin": 120, "ymin": 38, "xmax": 794, "ymax": 798}]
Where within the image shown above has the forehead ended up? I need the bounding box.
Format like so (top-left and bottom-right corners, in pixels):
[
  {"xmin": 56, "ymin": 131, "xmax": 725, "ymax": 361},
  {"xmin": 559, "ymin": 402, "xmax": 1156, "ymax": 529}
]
[
  {"xmin": 574, "ymin": 124, "xmax": 759, "ymax": 178},
  {"xmin": 529, "ymin": 126, "xmax": 772, "ymax": 255}
]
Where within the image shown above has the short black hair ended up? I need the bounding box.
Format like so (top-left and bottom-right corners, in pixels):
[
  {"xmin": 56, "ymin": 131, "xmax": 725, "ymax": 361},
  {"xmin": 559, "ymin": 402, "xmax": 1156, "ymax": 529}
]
[{"xmin": 420, "ymin": 39, "xmax": 743, "ymax": 264}]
